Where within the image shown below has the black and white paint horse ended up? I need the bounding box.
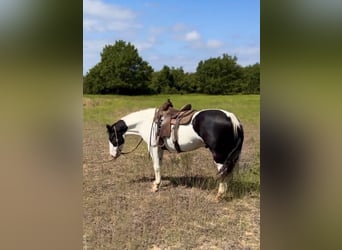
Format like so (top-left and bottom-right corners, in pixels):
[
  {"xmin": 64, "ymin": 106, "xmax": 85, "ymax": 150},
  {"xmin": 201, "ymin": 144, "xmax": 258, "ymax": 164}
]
[{"xmin": 106, "ymin": 106, "xmax": 244, "ymax": 199}]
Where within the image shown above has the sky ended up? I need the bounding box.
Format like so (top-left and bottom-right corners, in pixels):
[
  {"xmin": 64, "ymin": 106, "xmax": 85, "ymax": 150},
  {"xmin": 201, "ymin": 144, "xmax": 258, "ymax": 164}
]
[{"xmin": 83, "ymin": 0, "xmax": 260, "ymax": 75}]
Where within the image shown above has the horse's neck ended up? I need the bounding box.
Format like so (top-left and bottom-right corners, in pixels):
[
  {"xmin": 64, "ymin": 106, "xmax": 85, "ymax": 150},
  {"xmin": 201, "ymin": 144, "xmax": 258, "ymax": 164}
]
[{"xmin": 122, "ymin": 108, "xmax": 155, "ymax": 136}]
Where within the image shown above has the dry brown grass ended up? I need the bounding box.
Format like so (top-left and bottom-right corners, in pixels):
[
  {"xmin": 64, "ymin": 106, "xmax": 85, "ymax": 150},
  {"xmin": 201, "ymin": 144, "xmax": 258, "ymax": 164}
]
[{"xmin": 83, "ymin": 119, "xmax": 259, "ymax": 249}]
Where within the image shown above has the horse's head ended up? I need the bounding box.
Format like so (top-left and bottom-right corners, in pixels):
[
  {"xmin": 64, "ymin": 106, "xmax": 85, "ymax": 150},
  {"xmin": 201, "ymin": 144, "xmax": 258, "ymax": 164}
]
[{"xmin": 106, "ymin": 120, "xmax": 128, "ymax": 159}]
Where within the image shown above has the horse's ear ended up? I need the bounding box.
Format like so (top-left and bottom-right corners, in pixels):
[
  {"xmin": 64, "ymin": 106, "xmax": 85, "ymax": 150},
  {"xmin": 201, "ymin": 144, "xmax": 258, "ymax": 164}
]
[
  {"xmin": 106, "ymin": 124, "xmax": 112, "ymax": 132},
  {"xmin": 166, "ymin": 99, "xmax": 173, "ymax": 107}
]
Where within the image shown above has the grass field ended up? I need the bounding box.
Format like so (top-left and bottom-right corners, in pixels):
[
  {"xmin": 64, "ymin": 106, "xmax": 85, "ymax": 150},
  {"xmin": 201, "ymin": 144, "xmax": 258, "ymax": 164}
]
[{"xmin": 83, "ymin": 94, "xmax": 260, "ymax": 249}]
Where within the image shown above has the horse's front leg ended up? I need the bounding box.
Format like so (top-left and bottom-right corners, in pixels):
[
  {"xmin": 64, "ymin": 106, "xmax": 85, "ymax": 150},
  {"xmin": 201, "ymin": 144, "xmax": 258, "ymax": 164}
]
[{"xmin": 151, "ymin": 147, "xmax": 164, "ymax": 192}]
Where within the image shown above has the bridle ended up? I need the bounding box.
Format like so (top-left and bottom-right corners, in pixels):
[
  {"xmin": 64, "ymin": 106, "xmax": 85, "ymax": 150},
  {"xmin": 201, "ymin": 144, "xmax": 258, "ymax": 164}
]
[
  {"xmin": 113, "ymin": 124, "xmax": 119, "ymax": 148},
  {"xmin": 113, "ymin": 125, "xmax": 143, "ymax": 155}
]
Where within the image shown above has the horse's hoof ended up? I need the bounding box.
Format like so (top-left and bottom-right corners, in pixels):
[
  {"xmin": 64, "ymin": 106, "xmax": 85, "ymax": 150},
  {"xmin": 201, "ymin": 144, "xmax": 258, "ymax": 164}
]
[
  {"xmin": 216, "ymin": 193, "xmax": 224, "ymax": 201},
  {"xmin": 151, "ymin": 183, "xmax": 160, "ymax": 192}
]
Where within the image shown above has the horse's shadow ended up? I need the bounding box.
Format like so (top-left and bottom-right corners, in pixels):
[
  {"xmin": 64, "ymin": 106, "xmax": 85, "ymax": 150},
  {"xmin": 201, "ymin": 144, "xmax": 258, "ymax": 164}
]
[{"xmin": 132, "ymin": 175, "xmax": 259, "ymax": 200}]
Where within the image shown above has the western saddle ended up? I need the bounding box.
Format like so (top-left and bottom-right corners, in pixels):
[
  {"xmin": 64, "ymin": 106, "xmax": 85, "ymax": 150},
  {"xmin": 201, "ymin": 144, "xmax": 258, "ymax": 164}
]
[{"xmin": 153, "ymin": 99, "xmax": 196, "ymax": 152}]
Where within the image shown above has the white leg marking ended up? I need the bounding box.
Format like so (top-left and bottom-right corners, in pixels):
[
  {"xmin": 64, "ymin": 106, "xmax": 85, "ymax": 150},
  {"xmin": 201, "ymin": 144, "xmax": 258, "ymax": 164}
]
[
  {"xmin": 215, "ymin": 163, "xmax": 226, "ymax": 199},
  {"xmin": 217, "ymin": 173, "xmax": 234, "ymax": 200},
  {"xmin": 218, "ymin": 182, "xmax": 228, "ymax": 194},
  {"xmin": 216, "ymin": 182, "xmax": 228, "ymax": 201},
  {"xmin": 151, "ymin": 147, "xmax": 162, "ymax": 192}
]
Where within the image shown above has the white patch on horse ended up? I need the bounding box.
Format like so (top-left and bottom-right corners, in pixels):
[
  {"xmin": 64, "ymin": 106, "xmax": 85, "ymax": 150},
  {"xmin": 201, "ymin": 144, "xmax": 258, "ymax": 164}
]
[
  {"xmin": 162, "ymin": 112, "xmax": 205, "ymax": 152},
  {"xmin": 109, "ymin": 141, "xmax": 116, "ymax": 157},
  {"xmin": 222, "ymin": 110, "xmax": 240, "ymax": 138},
  {"xmin": 109, "ymin": 141, "xmax": 122, "ymax": 158},
  {"xmin": 216, "ymin": 163, "xmax": 224, "ymax": 172}
]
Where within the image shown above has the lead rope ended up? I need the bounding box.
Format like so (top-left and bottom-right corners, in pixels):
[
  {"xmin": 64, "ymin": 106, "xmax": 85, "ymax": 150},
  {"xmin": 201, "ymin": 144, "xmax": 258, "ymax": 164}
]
[{"xmin": 121, "ymin": 138, "xmax": 143, "ymax": 155}]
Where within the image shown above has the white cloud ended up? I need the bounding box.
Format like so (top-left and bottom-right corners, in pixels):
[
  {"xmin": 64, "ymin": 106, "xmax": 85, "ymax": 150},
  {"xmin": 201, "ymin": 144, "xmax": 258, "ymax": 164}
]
[
  {"xmin": 233, "ymin": 46, "xmax": 260, "ymax": 56},
  {"xmin": 147, "ymin": 55, "xmax": 160, "ymax": 61},
  {"xmin": 231, "ymin": 46, "xmax": 260, "ymax": 66},
  {"xmin": 206, "ymin": 39, "xmax": 224, "ymax": 48},
  {"xmin": 147, "ymin": 54, "xmax": 199, "ymax": 72},
  {"xmin": 83, "ymin": 0, "xmax": 135, "ymax": 20},
  {"xmin": 83, "ymin": 1, "xmax": 260, "ymax": 74},
  {"xmin": 184, "ymin": 30, "xmax": 201, "ymax": 41},
  {"xmin": 172, "ymin": 23, "xmax": 187, "ymax": 32},
  {"xmin": 83, "ymin": 0, "xmax": 139, "ymax": 32},
  {"xmin": 135, "ymin": 30, "xmax": 161, "ymax": 52},
  {"xmin": 83, "ymin": 18, "xmax": 140, "ymax": 32},
  {"xmin": 149, "ymin": 26, "xmax": 165, "ymax": 36},
  {"xmin": 83, "ymin": 39, "xmax": 112, "ymax": 74},
  {"xmin": 174, "ymin": 27, "xmax": 223, "ymax": 50},
  {"xmin": 135, "ymin": 40, "xmax": 154, "ymax": 51},
  {"xmin": 83, "ymin": 39, "xmax": 109, "ymax": 51}
]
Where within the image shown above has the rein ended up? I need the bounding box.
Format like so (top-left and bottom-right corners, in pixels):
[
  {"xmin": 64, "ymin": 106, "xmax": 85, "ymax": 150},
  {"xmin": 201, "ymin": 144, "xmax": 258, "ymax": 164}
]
[
  {"xmin": 98, "ymin": 137, "xmax": 143, "ymax": 164},
  {"xmin": 121, "ymin": 138, "xmax": 143, "ymax": 155}
]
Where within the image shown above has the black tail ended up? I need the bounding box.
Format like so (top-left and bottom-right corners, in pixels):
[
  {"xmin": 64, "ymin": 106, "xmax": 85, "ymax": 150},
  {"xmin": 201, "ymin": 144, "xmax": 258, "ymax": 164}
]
[{"xmin": 218, "ymin": 124, "xmax": 244, "ymax": 177}]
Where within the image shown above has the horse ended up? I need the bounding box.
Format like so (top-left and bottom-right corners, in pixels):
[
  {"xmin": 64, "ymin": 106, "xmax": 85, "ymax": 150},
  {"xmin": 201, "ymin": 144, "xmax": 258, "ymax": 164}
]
[{"xmin": 106, "ymin": 103, "xmax": 244, "ymax": 200}]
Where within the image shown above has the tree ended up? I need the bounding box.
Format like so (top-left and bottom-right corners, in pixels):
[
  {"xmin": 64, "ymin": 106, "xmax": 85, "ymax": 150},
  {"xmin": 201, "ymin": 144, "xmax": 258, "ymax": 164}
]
[
  {"xmin": 181, "ymin": 72, "xmax": 199, "ymax": 93},
  {"xmin": 83, "ymin": 63, "xmax": 105, "ymax": 94},
  {"xmin": 83, "ymin": 40, "xmax": 153, "ymax": 94},
  {"xmin": 150, "ymin": 65, "xmax": 182, "ymax": 94},
  {"xmin": 242, "ymin": 63, "xmax": 260, "ymax": 94},
  {"xmin": 157, "ymin": 65, "xmax": 175, "ymax": 93},
  {"xmin": 196, "ymin": 54, "xmax": 243, "ymax": 94}
]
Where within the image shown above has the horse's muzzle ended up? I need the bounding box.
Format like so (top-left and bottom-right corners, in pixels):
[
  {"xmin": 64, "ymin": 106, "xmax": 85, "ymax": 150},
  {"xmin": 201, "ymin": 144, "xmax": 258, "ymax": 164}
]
[
  {"xmin": 108, "ymin": 153, "xmax": 120, "ymax": 161},
  {"xmin": 112, "ymin": 151, "xmax": 121, "ymax": 160}
]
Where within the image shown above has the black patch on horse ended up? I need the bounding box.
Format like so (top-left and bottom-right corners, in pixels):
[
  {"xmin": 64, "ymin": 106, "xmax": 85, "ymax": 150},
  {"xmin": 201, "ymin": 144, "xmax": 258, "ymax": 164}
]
[
  {"xmin": 192, "ymin": 110, "xmax": 244, "ymax": 177},
  {"xmin": 106, "ymin": 120, "xmax": 128, "ymax": 146}
]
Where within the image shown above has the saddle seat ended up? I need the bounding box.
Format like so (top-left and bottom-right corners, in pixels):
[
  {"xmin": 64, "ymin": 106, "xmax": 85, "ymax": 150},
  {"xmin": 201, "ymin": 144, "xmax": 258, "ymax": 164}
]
[{"xmin": 154, "ymin": 99, "xmax": 196, "ymax": 152}]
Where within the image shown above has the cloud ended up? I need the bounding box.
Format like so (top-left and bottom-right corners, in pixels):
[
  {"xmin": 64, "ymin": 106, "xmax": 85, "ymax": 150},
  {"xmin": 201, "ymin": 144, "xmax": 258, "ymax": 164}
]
[
  {"xmin": 83, "ymin": 39, "xmax": 109, "ymax": 51},
  {"xmin": 231, "ymin": 46, "xmax": 260, "ymax": 66},
  {"xmin": 135, "ymin": 40, "xmax": 155, "ymax": 51},
  {"xmin": 172, "ymin": 23, "xmax": 187, "ymax": 32},
  {"xmin": 206, "ymin": 39, "xmax": 224, "ymax": 48},
  {"xmin": 83, "ymin": 0, "xmax": 140, "ymax": 32},
  {"xmin": 185, "ymin": 38, "xmax": 224, "ymax": 50},
  {"xmin": 232, "ymin": 46, "xmax": 260, "ymax": 56},
  {"xmin": 83, "ymin": 0, "xmax": 135, "ymax": 20},
  {"xmin": 83, "ymin": 39, "xmax": 112, "ymax": 74},
  {"xmin": 184, "ymin": 30, "xmax": 201, "ymax": 41},
  {"xmin": 147, "ymin": 54, "xmax": 199, "ymax": 72},
  {"xmin": 173, "ymin": 27, "xmax": 223, "ymax": 50},
  {"xmin": 134, "ymin": 28, "xmax": 163, "ymax": 52}
]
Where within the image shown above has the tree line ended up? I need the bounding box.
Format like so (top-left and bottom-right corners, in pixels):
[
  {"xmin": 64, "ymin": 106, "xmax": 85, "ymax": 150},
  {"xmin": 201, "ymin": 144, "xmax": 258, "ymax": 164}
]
[{"xmin": 83, "ymin": 40, "xmax": 259, "ymax": 95}]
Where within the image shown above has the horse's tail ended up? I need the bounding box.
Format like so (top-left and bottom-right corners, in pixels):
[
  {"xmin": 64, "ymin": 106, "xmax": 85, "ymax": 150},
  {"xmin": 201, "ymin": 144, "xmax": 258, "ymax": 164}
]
[{"xmin": 218, "ymin": 123, "xmax": 244, "ymax": 177}]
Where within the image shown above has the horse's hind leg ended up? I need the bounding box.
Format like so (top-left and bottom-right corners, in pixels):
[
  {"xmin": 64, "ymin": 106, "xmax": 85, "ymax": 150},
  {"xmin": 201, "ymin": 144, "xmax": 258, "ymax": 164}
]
[
  {"xmin": 217, "ymin": 173, "xmax": 233, "ymax": 200},
  {"xmin": 215, "ymin": 162, "xmax": 233, "ymax": 200}
]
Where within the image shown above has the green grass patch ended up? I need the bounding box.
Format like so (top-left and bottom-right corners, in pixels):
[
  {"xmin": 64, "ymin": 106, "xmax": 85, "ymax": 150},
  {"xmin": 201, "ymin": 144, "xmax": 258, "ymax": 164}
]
[{"xmin": 83, "ymin": 94, "xmax": 259, "ymax": 125}]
